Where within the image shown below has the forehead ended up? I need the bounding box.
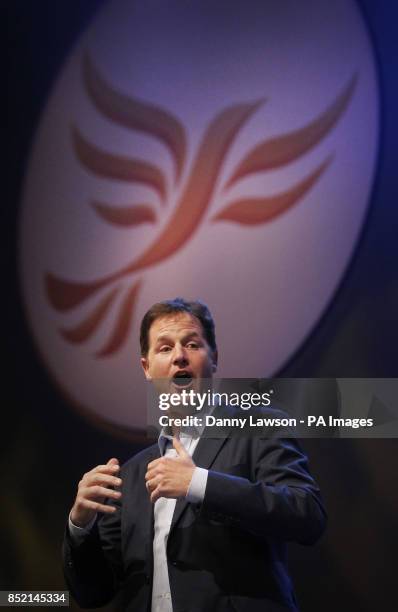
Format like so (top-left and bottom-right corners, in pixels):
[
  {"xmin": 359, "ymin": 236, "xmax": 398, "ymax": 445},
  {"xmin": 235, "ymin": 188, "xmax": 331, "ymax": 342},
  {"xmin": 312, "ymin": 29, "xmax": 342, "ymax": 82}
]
[{"xmin": 148, "ymin": 313, "xmax": 205, "ymax": 345}]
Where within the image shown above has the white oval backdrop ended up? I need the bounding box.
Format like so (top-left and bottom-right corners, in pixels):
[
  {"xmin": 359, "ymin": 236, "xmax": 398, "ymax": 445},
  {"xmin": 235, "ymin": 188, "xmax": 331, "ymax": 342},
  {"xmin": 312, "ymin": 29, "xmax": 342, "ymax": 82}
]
[{"xmin": 19, "ymin": 0, "xmax": 379, "ymax": 433}]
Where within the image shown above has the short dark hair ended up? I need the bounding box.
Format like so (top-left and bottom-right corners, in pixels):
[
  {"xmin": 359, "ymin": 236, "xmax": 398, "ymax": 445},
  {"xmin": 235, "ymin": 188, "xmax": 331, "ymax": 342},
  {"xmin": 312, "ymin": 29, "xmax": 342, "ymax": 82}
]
[{"xmin": 140, "ymin": 298, "xmax": 217, "ymax": 358}]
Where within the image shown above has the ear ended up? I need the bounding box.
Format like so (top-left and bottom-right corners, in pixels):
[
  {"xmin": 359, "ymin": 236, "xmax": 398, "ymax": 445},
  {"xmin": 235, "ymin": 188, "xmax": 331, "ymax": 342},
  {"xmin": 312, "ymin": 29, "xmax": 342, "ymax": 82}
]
[
  {"xmin": 141, "ymin": 356, "xmax": 152, "ymax": 380},
  {"xmin": 212, "ymin": 349, "xmax": 218, "ymax": 372}
]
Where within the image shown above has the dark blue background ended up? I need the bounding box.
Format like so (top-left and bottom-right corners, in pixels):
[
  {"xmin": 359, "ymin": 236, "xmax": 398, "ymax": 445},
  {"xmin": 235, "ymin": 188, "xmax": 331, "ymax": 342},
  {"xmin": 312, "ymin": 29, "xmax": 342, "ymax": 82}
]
[{"xmin": 5, "ymin": 2, "xmax": 398, "ymax": 610}]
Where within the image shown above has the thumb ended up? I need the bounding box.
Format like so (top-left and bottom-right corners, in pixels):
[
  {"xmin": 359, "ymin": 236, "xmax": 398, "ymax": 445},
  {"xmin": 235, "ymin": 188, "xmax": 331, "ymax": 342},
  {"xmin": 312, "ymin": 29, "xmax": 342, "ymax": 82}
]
[
  {"xmin": 172, "ymin": 436, "xmax": 188, "ymax": 457},
  {"xmin": 107, "ymin": 457, "xmax": 120, "ymax": 466}
]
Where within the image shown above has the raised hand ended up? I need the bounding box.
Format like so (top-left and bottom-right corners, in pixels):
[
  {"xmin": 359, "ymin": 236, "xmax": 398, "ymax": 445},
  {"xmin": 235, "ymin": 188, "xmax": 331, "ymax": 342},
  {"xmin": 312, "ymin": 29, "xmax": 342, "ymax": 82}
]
[
  {"xmin": 70, "ymin": 457, "xmax": 122, "ymax": 527},
  {"xmin": 145, "ymin": 437, "xmax": 195, "ymax": 504}
]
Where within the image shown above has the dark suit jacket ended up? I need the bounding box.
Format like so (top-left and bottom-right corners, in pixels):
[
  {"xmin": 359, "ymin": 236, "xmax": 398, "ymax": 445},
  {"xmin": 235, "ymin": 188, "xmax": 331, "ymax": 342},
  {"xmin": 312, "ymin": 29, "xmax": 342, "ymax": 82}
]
[{"xmin": 63, "ymin": 412, "xmax": 327, "ymax": 611}]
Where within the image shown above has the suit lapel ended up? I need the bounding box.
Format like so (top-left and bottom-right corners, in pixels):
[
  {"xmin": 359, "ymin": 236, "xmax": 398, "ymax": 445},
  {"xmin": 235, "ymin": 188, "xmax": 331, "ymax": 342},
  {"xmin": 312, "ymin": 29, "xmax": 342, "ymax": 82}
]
[
  {"xmin": 192, "ymin": 434, "xmax": 229, "ymax": 469},
  {"xmin": 169, "ymin": 420, "xmax": 232, "ymax": 532}
]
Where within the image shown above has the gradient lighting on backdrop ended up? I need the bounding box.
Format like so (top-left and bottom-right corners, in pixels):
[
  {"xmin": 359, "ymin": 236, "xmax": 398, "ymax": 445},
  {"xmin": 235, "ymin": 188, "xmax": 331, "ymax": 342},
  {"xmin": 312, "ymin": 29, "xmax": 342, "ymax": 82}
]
[{"xmin": 19, "ymin": 0, "xmax": 379, "ymax": 435}]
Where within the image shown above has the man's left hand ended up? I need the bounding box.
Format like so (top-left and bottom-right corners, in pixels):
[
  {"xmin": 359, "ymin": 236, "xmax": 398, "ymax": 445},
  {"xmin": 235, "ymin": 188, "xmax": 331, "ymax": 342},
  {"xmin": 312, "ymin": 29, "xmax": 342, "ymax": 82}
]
[{"xmin": 145, "ymin": 437, "xmax": 195, "ymax": 503}]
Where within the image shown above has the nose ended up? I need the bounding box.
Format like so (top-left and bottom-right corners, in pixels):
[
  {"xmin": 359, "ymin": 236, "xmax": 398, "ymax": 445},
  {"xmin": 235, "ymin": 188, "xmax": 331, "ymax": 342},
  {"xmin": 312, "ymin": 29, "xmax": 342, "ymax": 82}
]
[{"xmin": 172, "ymin": 343, "xmax": 189, "ymax": 366}]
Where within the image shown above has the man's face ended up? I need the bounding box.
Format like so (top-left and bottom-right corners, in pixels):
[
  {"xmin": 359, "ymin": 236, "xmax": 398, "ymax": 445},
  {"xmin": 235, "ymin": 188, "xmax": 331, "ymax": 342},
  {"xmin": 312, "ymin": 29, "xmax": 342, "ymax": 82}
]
[{"xmin": 141, "ymin": 312, "xmax": 217, "ymax": 394}]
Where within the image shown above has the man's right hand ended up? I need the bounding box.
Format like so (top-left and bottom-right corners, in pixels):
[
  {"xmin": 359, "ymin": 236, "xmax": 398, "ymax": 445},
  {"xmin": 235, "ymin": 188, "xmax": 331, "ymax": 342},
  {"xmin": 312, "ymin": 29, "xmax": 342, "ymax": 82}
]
[{"xmin": 70, "ymin": 458, "xmax": 122, "ymax": 528}]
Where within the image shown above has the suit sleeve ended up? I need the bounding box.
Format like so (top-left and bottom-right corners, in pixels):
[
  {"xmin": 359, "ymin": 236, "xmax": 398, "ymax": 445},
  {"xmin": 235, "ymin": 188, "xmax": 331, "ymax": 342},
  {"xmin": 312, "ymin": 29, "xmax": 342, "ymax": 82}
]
[
  {"xmin": 201, "ymin": 435, "xmax": 327, "ymax": 545},
  {"xmin": 62, "ymin": 487, "xmax": 123, "ymax": 608}
]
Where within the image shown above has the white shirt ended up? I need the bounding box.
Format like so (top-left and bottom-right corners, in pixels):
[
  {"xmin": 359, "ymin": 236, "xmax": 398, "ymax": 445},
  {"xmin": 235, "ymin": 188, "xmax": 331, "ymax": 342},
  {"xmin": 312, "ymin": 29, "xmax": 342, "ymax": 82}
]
[{"xmin": 151, "ymin": 431, "xmax": 207, "ymax": 612}]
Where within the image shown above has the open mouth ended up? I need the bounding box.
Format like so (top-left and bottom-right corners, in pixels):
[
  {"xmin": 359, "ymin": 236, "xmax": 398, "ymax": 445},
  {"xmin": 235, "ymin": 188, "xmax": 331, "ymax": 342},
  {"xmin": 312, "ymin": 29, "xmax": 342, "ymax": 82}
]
[{"xmin": 172, "ymin": 371, "xmax": 193, "ymax": 389}]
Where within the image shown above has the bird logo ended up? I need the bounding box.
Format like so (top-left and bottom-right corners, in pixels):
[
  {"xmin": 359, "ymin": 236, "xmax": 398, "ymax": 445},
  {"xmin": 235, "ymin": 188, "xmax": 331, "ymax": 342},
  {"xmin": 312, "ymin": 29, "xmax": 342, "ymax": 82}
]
[{"xmin": 45, "ymin": 53, "xmax": 356, "ymax": 358}]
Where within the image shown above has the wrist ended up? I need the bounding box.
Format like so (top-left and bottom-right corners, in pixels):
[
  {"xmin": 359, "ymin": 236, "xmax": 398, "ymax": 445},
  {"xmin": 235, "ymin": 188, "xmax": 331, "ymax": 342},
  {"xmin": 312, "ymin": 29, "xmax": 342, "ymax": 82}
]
[{"xmin": 70, "ymin": 507, "xmax": 92, "ymax": 529}]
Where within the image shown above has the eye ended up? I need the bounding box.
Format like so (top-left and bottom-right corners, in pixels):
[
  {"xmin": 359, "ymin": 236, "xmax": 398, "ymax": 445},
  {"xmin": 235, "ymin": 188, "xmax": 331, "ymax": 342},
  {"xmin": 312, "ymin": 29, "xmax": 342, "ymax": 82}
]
[
  {"xmin": 186, "ymin": 342, "xmax": 199, "ymax": 349},
  {"xmin": 159, "ymin": 345, "xmax": 172, "ymax": 353}
]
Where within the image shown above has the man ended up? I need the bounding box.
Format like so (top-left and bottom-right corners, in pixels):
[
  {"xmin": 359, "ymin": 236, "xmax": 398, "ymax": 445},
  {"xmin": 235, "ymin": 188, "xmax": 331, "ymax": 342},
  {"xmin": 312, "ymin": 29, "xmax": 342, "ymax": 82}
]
[{"xmin": 63, "ymin": 298, "xmax": 327, "ymax": 611}]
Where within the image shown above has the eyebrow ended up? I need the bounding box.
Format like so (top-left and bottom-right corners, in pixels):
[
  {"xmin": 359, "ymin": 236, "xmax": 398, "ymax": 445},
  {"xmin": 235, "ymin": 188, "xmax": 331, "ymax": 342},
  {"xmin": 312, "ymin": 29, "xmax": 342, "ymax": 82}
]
[{"xmin": 154, "ymin": 331, "xmax": 201, "ymax": 345}]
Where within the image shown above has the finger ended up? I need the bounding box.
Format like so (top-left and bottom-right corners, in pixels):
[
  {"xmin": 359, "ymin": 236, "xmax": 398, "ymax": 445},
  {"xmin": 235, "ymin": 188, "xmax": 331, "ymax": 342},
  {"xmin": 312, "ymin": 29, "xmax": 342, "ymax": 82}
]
[
  {"xmin": 107, "ymin": 457, "xmax": 120, "ymax": 466},
  {"xmin": 85, "ymin": 473, "xmax": 122, "ymax": 488},
  {"xmin": 92, "ymin": 464, "xmax": 120, "ymax": 475},
  {"xmin": 145, "ymin": 466, "xmax": 161, "ymax": 481},
  {"xmin": 150, "ymin": 484, "xmax": 178, "ymax": 503},
  {"xmin": 145, "ymin": 461, "xmax": 169, "ymax": 481},
  {"xmin": 146, "ymin": 480, "xmax": 154, "ymax": 495},
  {"xmin": 79, "ymin": 498, "xmax": 118, "ymax": 514},
  {"xmin": 146, "ymin": 476, "xmax": 161, "ymax": 494},
  {"xmin": 150, "ymin": 485, "xmax": 162, "ymax": 504},
  {"xmin": 83, "ymin": 485, "xmax": 122, "ymax": 501},
  {"xmin": 147, "ymin": 458, "xmax": 163, "ymax": 471},
  {"xmin": 173, "ymin": 436, "xmax": 188, "ymax": 456}
]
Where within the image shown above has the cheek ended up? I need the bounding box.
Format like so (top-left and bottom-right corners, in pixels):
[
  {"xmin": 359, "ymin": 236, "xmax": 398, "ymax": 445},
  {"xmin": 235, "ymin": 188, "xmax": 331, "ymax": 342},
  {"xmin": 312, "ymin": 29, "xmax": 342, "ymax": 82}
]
[
  {"xmin": 147, "ymin": 356, "xmax": 169, "ymax": 377},
  {"xmin": 155, "ymin": 356, "xmax": 173, "ymax": 372},
  {"xmin": 196, "ymin": 354, "xmax": 214, "ymax": 375}
]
